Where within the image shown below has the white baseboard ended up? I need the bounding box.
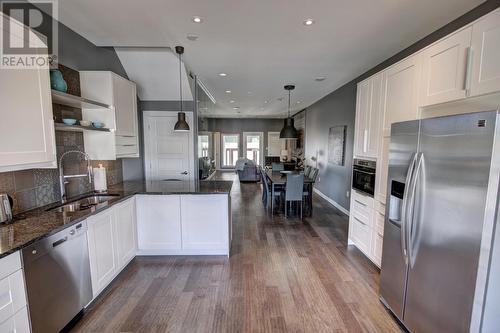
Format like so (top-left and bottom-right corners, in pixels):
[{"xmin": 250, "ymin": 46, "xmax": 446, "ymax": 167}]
[{"xmin": 313, "ymin": 188, "xmax": 350, "ymax": 216}]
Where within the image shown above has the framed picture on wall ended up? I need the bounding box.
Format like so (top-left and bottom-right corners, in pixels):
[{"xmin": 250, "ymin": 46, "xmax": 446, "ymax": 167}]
[{"xmin": 328, "ymin": 125, "xmax": 346, "ymax": 166}]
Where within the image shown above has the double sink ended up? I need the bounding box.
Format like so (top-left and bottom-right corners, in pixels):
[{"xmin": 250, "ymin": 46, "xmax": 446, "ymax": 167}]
[{"xmin": 49, "ymin": 193, "xmax": 121, "ymax": 213}]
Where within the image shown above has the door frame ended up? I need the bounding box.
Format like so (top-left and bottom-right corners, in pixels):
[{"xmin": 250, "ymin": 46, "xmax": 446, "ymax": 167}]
[
  {"xmin": 220, "ymin": 133, "xmax": 240, "ymax": 169},
  {"xmin": 243, "ymin": 132, "xmax": 264, "ymax": 165},
  {"xmin": 143, "ymin": 111, "xmax": 195, "ymax": 181},
  {"xmin": 267, "ymin": 131, "xmax": 285, "ymax": 157}
]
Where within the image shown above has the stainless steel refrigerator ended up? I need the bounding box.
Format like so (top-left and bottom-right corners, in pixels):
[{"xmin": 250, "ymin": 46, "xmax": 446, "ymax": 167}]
[{"xmin": 379, "ymin": 111, "xmax": 500, "ymax": 333}]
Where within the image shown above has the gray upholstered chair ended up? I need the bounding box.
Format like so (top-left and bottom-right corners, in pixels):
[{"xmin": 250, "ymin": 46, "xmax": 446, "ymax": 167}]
[
  {"xmin": 261, "ymin": 167, "xmax": 281, "ymax": 211},
  {"xmin": 272, "ymin": 162, "xmax": 284, "ymax": 171},
  {"xmin": 304, "ymin": 165, "xmax": 312, "ymax": 178},
  {"xmin": 285, "ymin": 173, "xmax": 304, "ymax": 219}
]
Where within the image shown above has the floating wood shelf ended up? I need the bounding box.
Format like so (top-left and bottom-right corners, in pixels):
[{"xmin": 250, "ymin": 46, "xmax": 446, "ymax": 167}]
[
  {"xmin": 51, "ymin": 90, "xmax": 112, "ymax": 110},
  {"xmin": 54, "ymin": 123, "xmax": 112, "ymax": 133}
]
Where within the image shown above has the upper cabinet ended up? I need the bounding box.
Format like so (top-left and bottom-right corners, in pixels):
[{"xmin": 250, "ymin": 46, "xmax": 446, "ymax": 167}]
[
  {"xmin": 420, "ymin": 27, "xmax": 472, "ymax": 106},
  {"xmin": 382, "ymin": 54, "xmax": 421, "ymax": 135},
  {"xmin": 80, "ymin": 71, "xmax": 139, "ymax": 159},
  {"xmin": 354, "ymin": 73, "xmax": 383, "ymax": 158},
  {"xmin": 470, "ymin": 9, "xmax": 500, "ymax": 97},
  {"xmin": 0, "ymin": 14, "xmax": 56, "ymax": 172}
]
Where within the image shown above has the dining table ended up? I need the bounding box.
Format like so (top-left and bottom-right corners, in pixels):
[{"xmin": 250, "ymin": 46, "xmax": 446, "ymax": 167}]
[{"xmin": 264, "ymin": 169, "xmax": 315, "ymax": 217}]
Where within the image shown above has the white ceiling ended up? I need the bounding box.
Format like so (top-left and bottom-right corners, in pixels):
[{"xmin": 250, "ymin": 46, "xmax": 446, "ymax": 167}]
[
  {"xmin": 114, "ymin": 48, "xmax": 193, "ymax": 101},
  {"xmin": 58, "ymin": 0, "xmax": 484, "ymax": 118}
]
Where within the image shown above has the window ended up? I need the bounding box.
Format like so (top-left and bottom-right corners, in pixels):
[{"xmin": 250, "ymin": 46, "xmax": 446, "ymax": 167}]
[
  {"xmin": 222, "ymin": 134, "xmax": 239, "ymax": 167},
  {"xmin": 198, "ymin": 135, "xmax": 209, "ymax": 157},
  {"xmin": 243, "ymin": 132, "xmax": 263, "ymax": 165}
]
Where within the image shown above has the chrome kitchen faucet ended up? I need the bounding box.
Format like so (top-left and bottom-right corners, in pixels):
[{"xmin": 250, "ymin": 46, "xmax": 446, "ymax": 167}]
[{"xmin": 58, "ymin": 150, "xmax": 93, "ymax": 203}]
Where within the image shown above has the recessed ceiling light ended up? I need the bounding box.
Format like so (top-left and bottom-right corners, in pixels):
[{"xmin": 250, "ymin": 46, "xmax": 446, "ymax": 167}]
[
  {"xmin": 229, "ymin": 100, "xmax": 235, "ymax": 103},
  {"xmin": 192, "ymin": 16, "xmax": 202, "ymax": 23},
  {"xmin": 296, "ymin": 101, "xmax": 301, "ymax": 104},
  {"xmin": 247, "ymin": 91, "xmax": 252, "ymax": 95},
  {"xmin": 264, "ymin": 100, "xmax": 268, "ymax": 104},
  {"xmin": 303, "ymin": 18, "xmax": 315, "ymax": 26},
  {"xmin": 186, "ymin": 34, "xmax": 198, "ymax": 41},
  {"xmin": 233, "ymin": 106, "xmax": 240, "ymax": 110},
  {"xmin": 218, "ymin": 73, "xmax": 227, "ymax": 77},
  {"xmin": 315, "ymin": 76, "xmax": 326, "ymax": 81},
  {"xmin": 225, "ymin": 90, "xmax": 231, "ymax": 93}
]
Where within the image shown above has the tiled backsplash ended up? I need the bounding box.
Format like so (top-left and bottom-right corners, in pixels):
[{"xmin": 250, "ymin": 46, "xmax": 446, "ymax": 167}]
[{"xmin": 0, "ymin": 131, "xmax": 122, "ymax": 215}]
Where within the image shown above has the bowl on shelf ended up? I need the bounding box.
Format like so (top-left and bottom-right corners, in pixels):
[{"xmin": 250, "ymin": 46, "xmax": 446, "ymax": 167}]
[
  {"xmin": 92, "ymin": 122, "xmax": 105, "ymax": 129},
  {"xmin": 79, "ymin": 120, "xmax": 91, "ymax": 127},
  {"xmin": 62, "ymin": 118, "xmax": 77, "ymax": 125}
]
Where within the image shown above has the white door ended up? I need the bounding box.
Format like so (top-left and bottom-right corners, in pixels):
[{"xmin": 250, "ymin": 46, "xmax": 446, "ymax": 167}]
[
  {"xmin": 382, "ymin": 54, "xmax": 421, "ymax": 135},
  {"xmin": 87, "ymin": 209, "xmax": 118, "ymax": 297},
  {"xmin": 470, "ymin": 9, "xmax": 500, "ymax": 97},
  {"xmin": 0, "ymin": 15, "xmax": 56, "ymax": 172},
  {"xmin": 136, "ymin": 195, "xmax": 182, "ymax": 253},
  {"xmin": 114, "ymin": 197, "xmax": 137, "ymax": 268},
  {"xmin": 144, "ymin": 111, "xmax": 194, "ymax": 182},
  {"xmin": 420, "ymin": 27, "xmax": 472, "ymax": 106},
  {"xmin": 267, "ymin": 132, "xmax": 285, "ymax": 156},
  {"xmin": 355, "ymin": 79, "xmax": 370, "ymax": 157},
  {"xmin": 243, "ymin": 132, "xmax": 263, "ymax": 165},
  {"xmin": 113, "ymin": 75, "xmax": 138, "ymax": 137}
]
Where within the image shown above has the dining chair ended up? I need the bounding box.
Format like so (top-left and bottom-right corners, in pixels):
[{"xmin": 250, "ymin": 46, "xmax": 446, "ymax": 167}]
[
  {"xmin": 272, "ymin": 162, "xmax": 284, "ymax": 171},
  {"xmin": 285, "ymin": 173, "xmax": 304, "ymax": 219},
  {"xmin": 304, "ymin": 165, "xmax": 312, "ymax": 178},
  {"xmin": 261, "ymin": 167, "xmax": 282, "ymax": 211}
]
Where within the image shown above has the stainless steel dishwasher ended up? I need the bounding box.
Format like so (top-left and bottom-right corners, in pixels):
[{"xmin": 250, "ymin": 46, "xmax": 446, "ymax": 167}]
[{"xmin": 22, "ymin": 221, "xmax": 92, "ymax": 333}]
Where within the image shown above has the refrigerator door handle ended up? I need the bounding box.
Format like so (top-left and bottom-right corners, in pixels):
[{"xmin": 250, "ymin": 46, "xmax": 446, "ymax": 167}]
[
  {"xmin": 406, "ymin": 152, "xmax": 424, "ymax": 269},
  {"xmin": 401, "ymin": 153, "xmax": 418, "ymax": 264}
]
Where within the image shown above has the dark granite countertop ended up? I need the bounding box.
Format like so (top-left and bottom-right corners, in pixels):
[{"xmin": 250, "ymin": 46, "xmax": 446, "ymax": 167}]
[{"xmin": 0, "ymin": 180, "xmax": 233, "ymax": 259}]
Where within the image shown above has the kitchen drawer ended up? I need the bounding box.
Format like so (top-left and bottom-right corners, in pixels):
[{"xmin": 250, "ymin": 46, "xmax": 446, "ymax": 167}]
[
  {"xmin": 0, "ymin": 252, "xmax": 21, "ymax": 281},
  {"xmin": 351, "ymin": 190, "xmax": 374, "ymax": 209},
  {"xmin": 116, "ymin": 144, "xmax": 139, "ymax": 157},
  {"xmin": 116, "ymin": 135, "xmax": 137, "ymax": 146},
  {"xmin": 350, "ymin": 214, "xmax": 371, "ymax": 254},
  {"xmin": 0, "ymin": 269, "xmax": 27, "ymax": 324},
  {"xmin": 0, "ymin": 307, "xmax": 30, "ymax": 333},
  {"xmin": 375, "ymin": 210, "xmax": 385, "ymax": 236}
]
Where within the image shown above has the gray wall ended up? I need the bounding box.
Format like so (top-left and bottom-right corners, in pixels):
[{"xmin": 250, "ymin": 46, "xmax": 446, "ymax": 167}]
[
  {"xmin": 199, "ymin": 117, "xmax": 283, "ymax": 159},
  {"xmin": 305, "ymin": 0, "xmax": 500, "ymax": 211}
]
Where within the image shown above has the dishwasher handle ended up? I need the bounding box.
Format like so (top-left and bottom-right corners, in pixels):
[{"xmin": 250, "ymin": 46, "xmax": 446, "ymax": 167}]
[{"xmin": 52, "ymin": 237, "xmax": 68, "ymax": 248}]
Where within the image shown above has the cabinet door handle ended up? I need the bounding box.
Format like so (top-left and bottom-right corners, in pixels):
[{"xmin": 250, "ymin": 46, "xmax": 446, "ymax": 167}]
[
  {"xmin": 464, "ymin": 47, "xmax": 473, "ymax": 94},
  {"xmin": 121, "ymin": 144, "xmax": 136, "ymax": 147},
  {"xmin": 355, "ymin": 199, "xmax": 367, "ymax": 207},
  {"xmin": 354, "ymin": 216, "xmax": 367, "ymax": 226}
]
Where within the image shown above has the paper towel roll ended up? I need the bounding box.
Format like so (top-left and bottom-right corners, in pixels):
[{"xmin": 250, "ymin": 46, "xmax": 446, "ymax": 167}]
[{"xmin": 93, "ymin": 164, "xmax": 107, "ymax": 192}]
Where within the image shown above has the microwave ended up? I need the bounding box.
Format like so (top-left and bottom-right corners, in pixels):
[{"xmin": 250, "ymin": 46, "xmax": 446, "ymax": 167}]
[{"xmin": 352, "ymin": 158, "xmax": 376, "ymax": 197}]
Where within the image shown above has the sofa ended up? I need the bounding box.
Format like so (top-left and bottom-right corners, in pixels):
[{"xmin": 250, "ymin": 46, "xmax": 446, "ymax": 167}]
[{"xmin": 235, "ymin": 158, "xmax": 261, "ymax": 182}]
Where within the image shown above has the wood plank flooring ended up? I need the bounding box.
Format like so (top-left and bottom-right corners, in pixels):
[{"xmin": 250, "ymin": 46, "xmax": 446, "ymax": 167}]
[{"xmin": 72, "ymin": 172, "xmax": 402, "ymax": 333}]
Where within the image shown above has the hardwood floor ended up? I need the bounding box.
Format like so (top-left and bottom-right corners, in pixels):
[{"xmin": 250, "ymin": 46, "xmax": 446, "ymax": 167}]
[{"xmin": 72, "ymin": 172, "xmax": 402, "ymax": 333}]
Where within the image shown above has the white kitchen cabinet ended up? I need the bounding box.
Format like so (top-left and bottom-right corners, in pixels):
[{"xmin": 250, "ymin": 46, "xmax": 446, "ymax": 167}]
[
  {"xmin": 354, "ymin": 73, "xmax": 383, "ymax": 158},
  {"xmin": 0, "ymin": 14, "xmax": 56, "ymax": 172},
  {"xmin": 0, "ymin": 252, "xmax": 30, "ymax": 333},
  {"xmin": 375, "ymin": 136, "xmax": 391, "ymax": 204},
  {"xmin": 87, "ymin": 208, "xmax": 119, "ymax": 297},
  {"xmin": 420, "ymin": 27, "xmax": 472, "ymax": 106},
  {"xmin": 80, "ymin": 71, "xmax": 139, "ymax": 159},
  {"xmin": 136, "ymin": 195, "xmax": 182, "ymax": 253},
  {"xmin": 470, "ymin": 9, "xmax": 500, "ymax": 97},
  {"xmin": 382, "ymin": 54, "xmax": 422, "ymax": 135},
  {"xmin": 180, "ymin": 195, "xmax": 230, "ymax": 255},
  {"xmin": 354, "ymin": 80, "xmax": 370, "ymax": 157},
  {"xmin": 114, "ymin": 197, "xmax": 137, "ymax": 268}
]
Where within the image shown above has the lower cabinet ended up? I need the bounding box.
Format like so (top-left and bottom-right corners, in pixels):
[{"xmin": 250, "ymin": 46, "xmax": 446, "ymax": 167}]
[
  {"xmin": 348, "ymin": 190, "xmax": 385, "ymax": 267},
  {"xmin": 0, "ymin": 252, "xmax": 30, "ymax": 333},
  {"xmin": 136, "ymin": 195, "xmax": 182, "ymax": 253},
  {"xmin": 180, "ymin": 195, "xmax": 230, "ymax": 254},
  {"xmin": 136, "ymin": 194, "xmax": 230, "ymax": 256},
  {"xmin": 87, "ymin": 197, "xmax": 137, "ymax": 299}
]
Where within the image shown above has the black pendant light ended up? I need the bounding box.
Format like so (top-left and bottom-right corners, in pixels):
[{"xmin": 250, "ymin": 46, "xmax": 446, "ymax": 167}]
[
  {"xmin": 174, "ymin": 46, "xmax": 190, "ymax": 132},
  {"xmin": 279, "ymin": 84, "xmax": 298, "ymax": 139}
]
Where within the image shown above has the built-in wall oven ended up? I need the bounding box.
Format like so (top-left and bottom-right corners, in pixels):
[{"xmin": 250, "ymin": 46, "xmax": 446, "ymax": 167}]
[{"xmin": 352, "ymin": 158, "xmax": 376, "ymax": 196}]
